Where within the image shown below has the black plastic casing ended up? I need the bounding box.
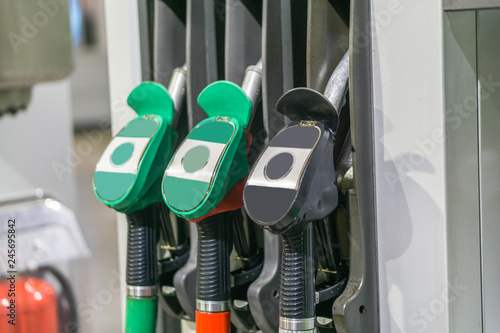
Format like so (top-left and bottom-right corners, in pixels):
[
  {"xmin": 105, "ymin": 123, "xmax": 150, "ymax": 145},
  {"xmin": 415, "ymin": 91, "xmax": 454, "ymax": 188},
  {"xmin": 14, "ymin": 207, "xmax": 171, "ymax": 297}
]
[{"xmin": 244, "ymin": 121, "xmax": 338, "ymax": 234}]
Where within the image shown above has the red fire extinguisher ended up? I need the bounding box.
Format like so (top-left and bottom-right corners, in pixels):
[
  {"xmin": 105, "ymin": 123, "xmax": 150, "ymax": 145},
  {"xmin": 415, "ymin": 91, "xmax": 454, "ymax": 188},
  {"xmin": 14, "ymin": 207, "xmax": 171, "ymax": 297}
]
[
  {"xmin": 0, "ymin": 266, "xmax": 78, "ymax": 333},
  {"xmin": 0, "ymin": 276, "xmax": 59, "ymax": 333}
]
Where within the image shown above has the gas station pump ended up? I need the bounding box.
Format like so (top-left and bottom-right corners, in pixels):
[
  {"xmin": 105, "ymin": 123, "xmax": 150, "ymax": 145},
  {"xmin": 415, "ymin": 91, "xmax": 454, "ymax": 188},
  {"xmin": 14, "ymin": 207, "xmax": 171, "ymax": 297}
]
[
  {"xmin": 244, "ymin": 52, "xmax": 349, "ymax": 333},
  {"xmin": 102, "ymin": 0, "xmax": 383, "ymax": 331},
  {"xmin": 9, "ymin": 0, "xmax": 490, "ymax": 330}
]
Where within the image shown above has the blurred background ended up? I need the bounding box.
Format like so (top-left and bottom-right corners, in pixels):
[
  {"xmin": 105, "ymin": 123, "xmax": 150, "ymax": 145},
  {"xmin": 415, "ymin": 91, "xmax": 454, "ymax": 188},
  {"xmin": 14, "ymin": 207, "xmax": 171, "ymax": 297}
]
[{"xmin": 0, "ymin": 0, "xmax": 119, "ymax": 332}]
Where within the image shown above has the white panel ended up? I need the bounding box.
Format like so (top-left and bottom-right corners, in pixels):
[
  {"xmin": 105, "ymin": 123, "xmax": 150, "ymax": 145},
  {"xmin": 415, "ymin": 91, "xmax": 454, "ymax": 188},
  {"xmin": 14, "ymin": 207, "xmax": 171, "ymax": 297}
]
[
  {"xmin": 165, "ymin": 139, "xmax": 226, "ymax": 183},
  {"xmin": 96, "ymin": 137, "xmax": 151, "ymax": 174},
  {"xmin": 104, "ymin": 0, "xmax": 143, "ymax": 136},
  {"xmin": 371, "ymin": 0, "xmax": 449, "ymax": 332},
  {"xmin": 103, "ymin": 0, "xmax": 143, "ymax": 330},
  {"xmin": 478, "ymin": 9, "xmax": 500, "ymax": 333}
]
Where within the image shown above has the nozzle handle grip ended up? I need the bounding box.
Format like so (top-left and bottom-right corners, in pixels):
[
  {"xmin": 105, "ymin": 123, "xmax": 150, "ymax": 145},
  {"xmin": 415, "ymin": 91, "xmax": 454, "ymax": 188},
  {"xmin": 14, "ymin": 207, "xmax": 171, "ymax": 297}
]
[
  {"xmin": 126, "ymin": 205, "xmax": 160, "ymax": 287},
  {"xmin": 196, "ymin": 213, "xmax": 233, "ymax": 305},
  {"xmin": 280, "ymin": 224, "xmax": 315, "ymax": 321}
]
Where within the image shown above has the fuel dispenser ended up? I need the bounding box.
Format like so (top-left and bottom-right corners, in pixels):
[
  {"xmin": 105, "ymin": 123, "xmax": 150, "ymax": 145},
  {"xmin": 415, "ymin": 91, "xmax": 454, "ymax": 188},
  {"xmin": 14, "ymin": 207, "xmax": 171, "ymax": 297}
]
[
  {"xmin": 102, "ymin": 0, "xmax": 385, "ymax": 331},
  {"xmin": 244, "ymin": 52, "xmax": 350, "ymax": 333}
]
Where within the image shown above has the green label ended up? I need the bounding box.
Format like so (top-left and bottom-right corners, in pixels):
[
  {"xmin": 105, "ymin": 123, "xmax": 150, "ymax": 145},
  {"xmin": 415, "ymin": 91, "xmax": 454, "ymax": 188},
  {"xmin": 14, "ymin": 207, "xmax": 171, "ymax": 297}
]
[
  {"xmin": 118, "ymin": 118, "xmax": 158, "ymax": 138},
  {"xmin": 183, "ymin": 145, "xmax": 210, "ymax": 173},
  {"xmin": 111, "ymin": 143, "xmax": 135, "ymax": 166}
]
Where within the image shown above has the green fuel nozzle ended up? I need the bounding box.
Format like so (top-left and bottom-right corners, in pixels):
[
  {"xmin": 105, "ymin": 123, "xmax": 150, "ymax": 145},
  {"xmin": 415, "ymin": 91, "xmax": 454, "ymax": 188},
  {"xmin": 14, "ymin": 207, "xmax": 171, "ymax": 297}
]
[
  {"xmin": 94, "ymin": 80, "xmax": 181, "ymax": 213},
  {"xmin": 92, "ymin": 67, "xmax": 187, "ymax": 333},
  {"xmin": 161, "ymin": 62, "xmax": 262, "ymax": 332},
  {"xmin": 162, "ymin": 62, "xmax": 261, "ymax": 220}
]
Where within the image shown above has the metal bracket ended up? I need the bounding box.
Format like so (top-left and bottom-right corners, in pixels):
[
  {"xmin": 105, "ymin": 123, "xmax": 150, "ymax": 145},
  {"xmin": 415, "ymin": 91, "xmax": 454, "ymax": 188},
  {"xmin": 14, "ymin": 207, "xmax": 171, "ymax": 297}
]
[{"xmin": 444, "ymin": 0, "xmax": 500, "ymax": 11}]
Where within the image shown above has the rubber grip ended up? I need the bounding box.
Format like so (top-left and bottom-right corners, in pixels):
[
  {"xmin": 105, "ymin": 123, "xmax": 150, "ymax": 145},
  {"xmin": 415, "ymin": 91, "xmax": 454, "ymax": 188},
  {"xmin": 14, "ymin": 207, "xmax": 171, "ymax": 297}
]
[
  {"xmin": 196, "ymin": 311, "xmax": 231, "ymax": 333},
  {"xmin": 126, "ymin": 205, "xmax": 160, "ymax": 287},
  {"xmin": 280, "ymin": 223, "xmax": 315, "ymax": 319},
  {"xmin": 125, "ymin": 296, "xmax": 158, "ymax": 333},
  {"xmin": 196, "ymin": 213, "xmax": 233, "ymax": 303}
]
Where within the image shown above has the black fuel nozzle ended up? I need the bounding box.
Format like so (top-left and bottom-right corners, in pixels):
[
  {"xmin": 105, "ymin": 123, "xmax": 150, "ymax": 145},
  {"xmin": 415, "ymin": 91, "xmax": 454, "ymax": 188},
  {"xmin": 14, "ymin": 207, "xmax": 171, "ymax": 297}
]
[{"xmin": 244, "ymin": 51, "xmax": 349, "ymax": 333}]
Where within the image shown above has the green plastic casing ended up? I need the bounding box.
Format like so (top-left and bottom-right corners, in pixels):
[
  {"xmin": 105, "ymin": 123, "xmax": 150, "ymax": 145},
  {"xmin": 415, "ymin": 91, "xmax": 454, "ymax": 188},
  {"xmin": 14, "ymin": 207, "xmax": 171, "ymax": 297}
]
[
  {"xmin": 125, "ymin": 296, "xmax": 158, "ymax": 333},
  {"xmin": 93, "ymin": 82, "xmax": 178, "ymax": 214},
  {"xmin": 162, "ymin": 81, "xmax": 252, "ymax": 220}
]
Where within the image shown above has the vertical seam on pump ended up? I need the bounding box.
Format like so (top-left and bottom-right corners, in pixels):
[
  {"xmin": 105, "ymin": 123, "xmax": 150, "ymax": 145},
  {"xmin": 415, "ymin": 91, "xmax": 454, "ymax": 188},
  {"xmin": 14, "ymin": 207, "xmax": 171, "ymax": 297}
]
[
  {"xmin": 475, "ymin": 10, "xmax": 485, "ymax": 333},
  {"xmin": 367, "ymin": 0, "xmax": 380, "ymax": 331}
]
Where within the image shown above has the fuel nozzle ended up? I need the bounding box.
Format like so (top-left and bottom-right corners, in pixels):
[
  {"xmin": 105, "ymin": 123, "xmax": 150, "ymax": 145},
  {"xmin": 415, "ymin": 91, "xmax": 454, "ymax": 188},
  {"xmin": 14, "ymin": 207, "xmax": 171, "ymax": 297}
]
[
  {"xmin": 244, "ymin": 51, "xmax": 349, "ymax": 333},
  {"xmin": 92, "ymin": 68, "xmax": 186, "ymax": 333},
  {"xmin": 162, "ymin": 62, "xmax": 261, "ymax": 219},
  {"xmin": 162, "ymin": 61, "xmax": 262, "ymax": 333}
]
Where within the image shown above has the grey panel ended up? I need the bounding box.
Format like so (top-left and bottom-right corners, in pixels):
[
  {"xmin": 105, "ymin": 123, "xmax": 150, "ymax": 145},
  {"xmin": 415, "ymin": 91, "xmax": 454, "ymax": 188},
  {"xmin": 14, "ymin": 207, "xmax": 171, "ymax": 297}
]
[
  {"xmin": 332, "ymin": 0, "xmax": 379, "ymax": 331},
  {"xmin": 306, "ymin": 0, "xmax": 349, "ymax": 93},
  {"xmin": 173, "ymin": 223, "xmax": 198, "ymax": 320},
  {"xmin": 478, "ymin": 9, "xmax": 500, "ymax": 333},
  {"xmin": 443, "ymin": 11, "xmax": 483, "ymax": 333},
  {"xmin": 247, "ymin": 231, "xmax": 281, "ymax": 333},
  {"xmin": 0, "ymin": 1, "xmax": 73, "ymax": 88},
  {"xmin": 444, "ymin": 0, "xmax": 500, "ymax": 11},
  {"xmin": 261, "ymin": 0, "xmax": 292, "ymax": 138},
  {"xmin": 186, "ymin": 0, "xmax": 218, "ymax": 129},
  {"xmin": 154, "ymin": 0, "xmax": 186, "ymax": 86},
  {"xmin": 225, "ymin": 0, "xmax": 262, "ymax": 84}
]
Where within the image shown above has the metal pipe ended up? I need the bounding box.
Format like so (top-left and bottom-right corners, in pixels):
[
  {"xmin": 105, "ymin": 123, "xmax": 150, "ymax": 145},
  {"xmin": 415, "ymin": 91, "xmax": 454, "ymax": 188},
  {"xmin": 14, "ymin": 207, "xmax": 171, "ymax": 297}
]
[
  {"xmin": 241, "ymin": 60, "xmax": 263, "ymax": 128},
  {"xmin": 168, "ymin": 65, "xmax": 187, "ymax": 128},
  {"xmin": 323, "ymin": 51, "xmax": 349, "ymax": 114}
]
